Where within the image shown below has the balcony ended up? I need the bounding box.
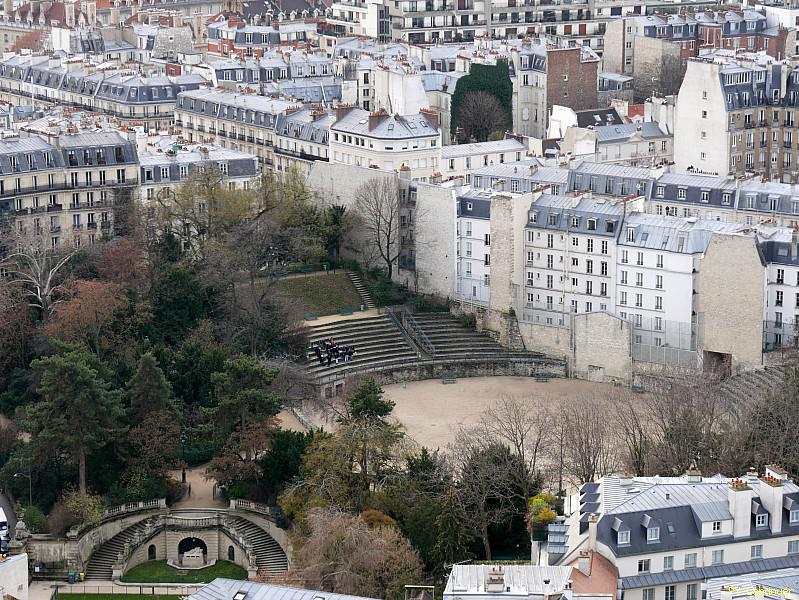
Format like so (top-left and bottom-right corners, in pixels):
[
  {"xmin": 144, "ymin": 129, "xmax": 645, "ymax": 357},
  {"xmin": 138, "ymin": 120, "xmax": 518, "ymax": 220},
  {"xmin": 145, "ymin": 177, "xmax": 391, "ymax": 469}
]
[
  {"xmin": 72, "ymin": 224, "xmax": 83, "ymax": 230},
  {"xmin": 50, "ymin": 225, "xmax": 61, "ymax": 233},
  {"xmin": 87, "ymin": 222, "xmax": 97, "ymax": 230},
  {"xmin": 46, "ymin": 204, "xmax": 63, "ymax": 212}
]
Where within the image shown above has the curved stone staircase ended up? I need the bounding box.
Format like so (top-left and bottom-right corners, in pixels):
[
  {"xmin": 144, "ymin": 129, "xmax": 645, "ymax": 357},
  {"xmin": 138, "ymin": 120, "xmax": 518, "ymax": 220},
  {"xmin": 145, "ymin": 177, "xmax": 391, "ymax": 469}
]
[
  {"xmin": 229, "ymin": 516, "xmax": 288, "ymax": 573},
  {"xmin": 85, "ymin": 519, "xmax": 152, "ymax": 580},
  {"xmin": 84, "ymin": 515, "xmax": 288, "ymax": 580},
  {"xmin": 717, "ymin": 366, "xmax": 787, "ymax": 417}
]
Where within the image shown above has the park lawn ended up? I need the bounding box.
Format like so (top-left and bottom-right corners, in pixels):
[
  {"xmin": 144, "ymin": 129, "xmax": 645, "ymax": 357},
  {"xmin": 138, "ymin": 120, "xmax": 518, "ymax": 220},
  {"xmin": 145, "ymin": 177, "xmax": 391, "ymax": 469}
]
[
  {"xmin": 120, "ymin": 560, "xmax": 247, "ymax": 584},
  {"xmin": 273, "ymin": 273, "xmax": 363, "ymax": 315},
  {"xmin": 58, "ymin": 591, "xmax": 183, "ymax": 600}
]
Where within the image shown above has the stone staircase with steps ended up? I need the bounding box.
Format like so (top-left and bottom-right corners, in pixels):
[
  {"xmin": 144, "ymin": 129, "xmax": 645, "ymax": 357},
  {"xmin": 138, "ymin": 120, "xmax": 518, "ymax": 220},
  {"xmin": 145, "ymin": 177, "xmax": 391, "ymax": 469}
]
[
  {"xmin": 85, "ymin": 519, "xmax": 152, "ymax": 580},
  {"xmin": 507, "ymin": 316, "xmax": 526, "ymax": 351},
  {"xmin": 412, "ymin": 313, "xmax": 543, "ymax": 361},
  {"xmin": 306, "ymin": 314, "xmax": 421, "ymax": 381},
  {"xmin": 717, "ymin": 366, "xmax": 786, "ymax": 417},
  {"xmin": 229, "ymin": 516, "xmax": 288, "ymax": 574},
  {"xmin": 346, "ymin": 271, "xmax": 376, "ymax": 309}
]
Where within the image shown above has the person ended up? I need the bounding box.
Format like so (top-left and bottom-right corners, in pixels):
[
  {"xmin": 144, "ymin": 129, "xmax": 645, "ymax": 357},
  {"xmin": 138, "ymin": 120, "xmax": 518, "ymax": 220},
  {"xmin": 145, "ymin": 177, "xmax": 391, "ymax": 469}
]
[{"xmin": 327, "ymin": 352, "xmax": 332, "ymax": 367}]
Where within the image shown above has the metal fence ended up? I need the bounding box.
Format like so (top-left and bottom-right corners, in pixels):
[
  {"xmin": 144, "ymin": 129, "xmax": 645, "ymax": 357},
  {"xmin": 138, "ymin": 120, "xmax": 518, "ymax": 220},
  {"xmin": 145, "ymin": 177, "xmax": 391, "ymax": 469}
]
[{"xmin": 54, "ymin": 582, "xmax": 203, "ymax": 597}]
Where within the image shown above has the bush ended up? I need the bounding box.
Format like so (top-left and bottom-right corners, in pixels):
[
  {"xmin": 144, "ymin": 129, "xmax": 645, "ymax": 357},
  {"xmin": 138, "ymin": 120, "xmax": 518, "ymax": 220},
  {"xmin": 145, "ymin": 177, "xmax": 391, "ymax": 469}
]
[
  {"xmin": 23, "ymin": 504, "xmax": 47, "ymax": 533},
  {"xmin": 411, "ymin": 295, "xmax": 450, "ymax": 313},
  {"xmin": 47, "ymin": 500, "xmax": 79, "ymax": 535},
  {"xmin": 459, "ymin": 313, "xmax": 477, "ymax": 329}
]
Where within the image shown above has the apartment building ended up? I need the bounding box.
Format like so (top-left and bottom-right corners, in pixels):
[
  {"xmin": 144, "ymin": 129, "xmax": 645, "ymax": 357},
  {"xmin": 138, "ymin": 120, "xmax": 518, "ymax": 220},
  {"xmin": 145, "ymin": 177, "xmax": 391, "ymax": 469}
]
[
  {"xmin": 673, "ymin": 54, "xmax": 799, "ymax": 182},
  {"xmin": 0, "ymin": 131, "xmax": 138, "ymax": 248},
  {"xmin": 759, "ymin": 228, "xmax": 799, "ymax": 350},
  {"xmin": 560, "ymin": 122, "xmax": 673, "ymax": 166},
  {"xmin": 330, "ymin": 106, "xmax": 441, "ymax": 181},
  {"xmin": 138, "ymin": 138, "xmax": 260, "ymax": 205},
  {"xmin": 604, "ymin": 10, "xmax": 792, "ymax": 101},
  {"xmin": 524, "ymin": 194, "xmax": 622, "ymax": 324},
  {"xmin": 454, "ymin": 188, "xmax": 493, "ymax": 304},
  {"xmin": 647, "ymin": 173, "xmax": 799, "ymax": 227},
  {"xmin": 470, "ymin": 160, "xmax": 568, "ymax": 194},
  {"xmin": 441, "ymin": 138, "xmax": 527, "ymax": 183},
  {"xmin": 207, "ymin": 17, "xmax": 320, "ymax": 59},
  {"xmin": 566, "ymin": 161, "xmax": 656, "ymax": 198},
  {"xmin": 0, "ymin": 54, "xmax": 207, "ymax": 131},
  {"xmin": 551, "ymin": 467, "xmax": 799, "ymax": 600},
  {"xmin": 175, "ymin": 89, "xmax": 332, "ymax": 174}
]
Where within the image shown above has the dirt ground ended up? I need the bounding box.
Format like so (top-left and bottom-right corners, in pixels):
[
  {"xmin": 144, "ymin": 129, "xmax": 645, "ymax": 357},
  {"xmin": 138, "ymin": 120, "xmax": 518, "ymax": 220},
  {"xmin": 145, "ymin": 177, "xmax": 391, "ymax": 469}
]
[{"xmin": 383, "ymin": 376, "xmax": 630, "ymax": 450}]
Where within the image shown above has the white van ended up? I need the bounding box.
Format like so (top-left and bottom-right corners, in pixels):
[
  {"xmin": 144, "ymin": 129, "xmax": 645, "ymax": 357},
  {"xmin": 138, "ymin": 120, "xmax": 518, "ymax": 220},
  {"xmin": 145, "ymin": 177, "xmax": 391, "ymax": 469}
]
[{"xmin": 0, "ymin": 508, "xmax": 9, "ymax": 541}]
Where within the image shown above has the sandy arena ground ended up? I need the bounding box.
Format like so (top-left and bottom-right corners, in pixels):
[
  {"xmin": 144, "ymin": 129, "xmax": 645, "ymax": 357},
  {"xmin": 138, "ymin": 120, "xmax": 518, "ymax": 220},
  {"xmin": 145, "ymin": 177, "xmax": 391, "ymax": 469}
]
[{"xmin": 383, "ymin": 375, "xmax": 628, "ymax": 450}]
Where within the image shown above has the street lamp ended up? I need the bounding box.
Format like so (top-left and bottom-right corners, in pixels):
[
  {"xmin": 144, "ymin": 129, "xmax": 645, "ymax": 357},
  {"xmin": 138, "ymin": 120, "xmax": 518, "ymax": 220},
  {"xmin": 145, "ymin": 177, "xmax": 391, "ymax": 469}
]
[
  {"xmin": 181, "ymin": 432, "xmax": 187, "ymax": 484},
  {"xmin": 13, "ymin": 472, "xmax": 32, "ymax": 508}
]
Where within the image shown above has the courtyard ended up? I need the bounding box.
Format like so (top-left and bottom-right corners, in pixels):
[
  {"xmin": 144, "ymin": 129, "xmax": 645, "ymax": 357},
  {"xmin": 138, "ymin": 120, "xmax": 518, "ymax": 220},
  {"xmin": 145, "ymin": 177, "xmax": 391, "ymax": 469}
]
[{"xmin": 383, "ymin": 375, "xmax": 636, "ymax": 451}]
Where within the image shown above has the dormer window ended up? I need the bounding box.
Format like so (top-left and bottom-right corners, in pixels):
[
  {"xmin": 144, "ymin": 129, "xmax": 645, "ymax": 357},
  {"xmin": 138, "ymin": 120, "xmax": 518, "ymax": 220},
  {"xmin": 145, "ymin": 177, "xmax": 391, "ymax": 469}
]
[
  {"xmin": 790, "ymin": 510, "xmax": 799, "ymax": 524},
  {"xmin": 647, "ymin": 526, "xmax": 660, "ymax": 542},
  {"xmin": 587, "ymin": 219, "xmax": 596, "ymax": 231},
  {"xmin": 627, "ymin": 227, "xmax": 635, "ymax": 242},
  {"xmin": 618, "ymin": 530, "xmax": 630, "ymax": 545},
  {"xmin": 712, "ymin": 520, "xmax": 722, "ymax": 533},
  {"xmin": 756, "ymin": 514, "xmax": 769, "ymax": 528}
]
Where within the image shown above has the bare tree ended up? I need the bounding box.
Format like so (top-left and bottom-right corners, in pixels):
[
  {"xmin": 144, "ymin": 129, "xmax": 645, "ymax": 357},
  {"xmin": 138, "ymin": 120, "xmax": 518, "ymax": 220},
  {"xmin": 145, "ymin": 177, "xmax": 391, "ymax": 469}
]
[
  {"xmin": 561, "ymin": 396, "xmax": 620, "ymax": 486},
  {"xmin": 481, "ymin": 395, "xmax": 553, "ymax": 499},
  {"xmin": 294, "ymin": 507, "xmax": 423, "ymax": 600},
  {"xmin": 0, "ymin": 228, "xmax": 75, "ymax": 318},
  {"xmin": 353, "ymin": 177, "xmax": 401, "ymax": 279},
  {"xmin": 456, "ymin": 90, "xmax": 508, "ymax": 143},
  {"xmin": 450, "ymin": 427, "xmax": 529, "ymax": 559},
  {"xmin": 614, "ymin": 393, "xmax": 653, "ymax": 476}
]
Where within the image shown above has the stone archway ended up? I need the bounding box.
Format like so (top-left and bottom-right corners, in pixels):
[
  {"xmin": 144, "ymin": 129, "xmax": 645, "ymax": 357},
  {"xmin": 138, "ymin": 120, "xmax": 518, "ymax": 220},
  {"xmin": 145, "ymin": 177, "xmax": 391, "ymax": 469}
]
[{"xmin": 177, "ymin": 536, "xmax": 208, "ymax": 567}]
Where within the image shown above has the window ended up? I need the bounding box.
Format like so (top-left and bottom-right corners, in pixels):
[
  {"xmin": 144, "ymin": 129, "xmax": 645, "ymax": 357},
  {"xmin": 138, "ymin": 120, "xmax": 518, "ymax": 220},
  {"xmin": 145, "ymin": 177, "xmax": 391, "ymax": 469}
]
[
  {"xmin": 791, "ymin": 510, "xmax": 799, "ymax": 524},
  {"xmin": 684, "ymin": 553, "xmax": 697, "ymax": 568},
  {"xmin": 643, "ymin": 590, "xmax": 655, "ymax": 600},
  {"xmin": 663, "ymin": 556, "xmax": 673, "ymax": 570},
  {"xmin": 601, "ymin": 240, "xmax": 608, "ymax": 254},
  {"xmin": 621, "ymin": 250, "xmax": 628, "ymax": 264},
  {"xmin": 618, "ymin": 530, "xmax": 630, "ymax": 545},
  {"xmin": 656, "ymin": 254, "xmax": 663, "ymax": 268},
  {"xmin": 712, "ymin": 521, "xmax": 722, "ymax": 533},
  {"xmin": 620, "ymin": 292, "xmax": 627, "ymax": 305},
  {"xmin": 665, "ymin": 586, "xmax": 675, "ymax": 600},
  {"xmin": 587, "ymin": 239, "xmax": 594, "ymax": 252},
  {"xmin": 687, "ymin": 584, "xmax": 698, "ymax": 600},
  {"xmin": 789, "ymin": 540, "xmax": 799, "ymax": 554},
  {"xmin": 756, "ymin": 514, "xmax": 768, "ymax": 527},
  {"xmin": 711, "ymin": 549, "xmax": 724, "ymax": 565},
  {"xmin": 656, "ymin": 275, "xmax": 663, "ymax": 289},
  {"xmin": 635, "ymin": 293, "xmax": 642, "ymax": 308},
  {"xmin": 647, "ymin": 527, "xmax": 659, "ymax": 542},
  {"xmin": 751, "ymin": 544, "xmax": 763, "ymax": 559},
  {"xmin": 638, "ymin": 559, "xmax": 651, "ymax": 573}
]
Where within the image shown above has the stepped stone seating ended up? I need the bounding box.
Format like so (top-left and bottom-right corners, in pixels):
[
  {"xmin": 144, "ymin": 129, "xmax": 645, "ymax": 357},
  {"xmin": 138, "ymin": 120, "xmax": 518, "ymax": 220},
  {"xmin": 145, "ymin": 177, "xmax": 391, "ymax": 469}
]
[
  {"xmin": 717, "ymin": 366, "xmax": 787, "ymax": 416},
  {"xmin": 412, "ymin": 313, "xmax": 544, "ymax": 361},
  {"xmin": 306, "ymin": 314, "xmax": 420, "ymax": 380}
]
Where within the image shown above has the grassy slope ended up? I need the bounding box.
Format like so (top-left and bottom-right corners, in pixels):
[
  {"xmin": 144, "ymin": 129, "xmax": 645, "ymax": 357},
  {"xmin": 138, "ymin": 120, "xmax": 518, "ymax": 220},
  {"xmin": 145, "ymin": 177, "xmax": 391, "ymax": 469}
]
[{"xmin": 273, "ymin": 272, "xmax": 363, "ymax": 314}]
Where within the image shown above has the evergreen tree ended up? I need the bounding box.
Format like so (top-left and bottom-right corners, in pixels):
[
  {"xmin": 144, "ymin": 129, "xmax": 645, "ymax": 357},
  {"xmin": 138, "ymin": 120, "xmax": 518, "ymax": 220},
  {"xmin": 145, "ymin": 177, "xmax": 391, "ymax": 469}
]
[
  {"xmin": 126, "ymin": 352, "xmax": 174, "ymax": 425},
  {"xmin": 347, "ymin": 376, "xmax": 395, "ymax": 420},
  {"xmin": 28, "ymin": 344, "xmax": 125, "ymax": 497},
  {"xmin": 212, "ymin": 355, "xmax": 281, "ymax": 438},
  {"xmin": 433, "ymin": 488, "xmax": 474, "ymax": 569}
]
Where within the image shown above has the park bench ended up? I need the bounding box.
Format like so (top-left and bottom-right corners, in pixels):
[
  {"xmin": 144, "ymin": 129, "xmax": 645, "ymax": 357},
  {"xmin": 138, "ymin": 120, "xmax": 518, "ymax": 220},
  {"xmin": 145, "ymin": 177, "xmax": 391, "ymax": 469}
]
[
  {"xmin": 534, "ymin": 372, "xmax": 551, "ymax": 382},
  {"xmin": 441, "ymin": 372, "xmax": 457, "ymax": 384},
  {"xmin": 299, "ymin": 267, "xmax": 314, "ymax": 273},
  {"xmin": 338, "ymin": 307, "xmax": 354, "ymax": 316},
  {"xmin": 304, "ymin": 312, "xmax": 319, "ymax": 321}
]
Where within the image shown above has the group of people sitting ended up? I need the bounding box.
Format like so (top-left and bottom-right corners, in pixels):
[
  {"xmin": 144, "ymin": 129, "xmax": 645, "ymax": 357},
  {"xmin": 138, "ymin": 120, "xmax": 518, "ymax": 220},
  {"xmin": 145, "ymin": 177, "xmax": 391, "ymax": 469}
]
[{"xmin": 311, "ymin": 338, "xmax": 357, "ymax": 367}]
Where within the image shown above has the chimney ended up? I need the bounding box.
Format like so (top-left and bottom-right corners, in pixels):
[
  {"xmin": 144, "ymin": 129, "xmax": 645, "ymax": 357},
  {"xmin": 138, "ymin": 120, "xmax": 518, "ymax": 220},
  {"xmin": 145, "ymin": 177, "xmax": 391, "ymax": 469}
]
[
  {"xmin": 3, "ymin": 0, "xmax": 11, "ymax": 19},
  {"xmin": 485, "ymin": 566, "xmax": 505, "ymax": 593},
  {"xmin": 588, "ymin": 513, "xmax": 598, "ymax": 551},
  {"xmin": 85, "ymin": 0, "xmax": 96, "ymax": 25},
  {"xmin": 577, "ymin": 551, "xmax": 590, "ymax": 576},
  {"xmin": 728, "ymin": 479, "xmax": 753, "ymax": 539},
  {"xmin": 173, "ymin": 13, "xmax": 183, "ymax": 27},
  {"xmin": 110, "ymin": 5, "xmax": 120, "ymax": 25},
  {"xmin": 334, "ymin": 104, "xmax": 355, "ymax": 122},
  {"xmin": 368, "ymin": 109, "xmax": 388, "ymax": 130},
  {"xmin": 760, "ymin": 466, "xmax": 787, "ymax": 534},
  {"xmin": 685, "ymin": 464, "xmax": 702, "ymax": 483},
  {"xmin": 65, "ymin": 0, "xmax": 76, "ymax": 27},
  {"xmin": 192, "ymin": 13, "xmax": 202, "ymax": 38},
  {"xmin": 420, "ymin": 107, "xmax": 440, "ymax": 130}
]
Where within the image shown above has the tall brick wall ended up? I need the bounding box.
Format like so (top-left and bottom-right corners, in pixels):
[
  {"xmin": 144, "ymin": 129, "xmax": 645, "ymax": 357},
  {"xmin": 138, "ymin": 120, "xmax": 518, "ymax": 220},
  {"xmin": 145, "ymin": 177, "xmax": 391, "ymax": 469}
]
[{"xmin": 546, "ymin": 48, "xmax": 598, "ymax": 115}]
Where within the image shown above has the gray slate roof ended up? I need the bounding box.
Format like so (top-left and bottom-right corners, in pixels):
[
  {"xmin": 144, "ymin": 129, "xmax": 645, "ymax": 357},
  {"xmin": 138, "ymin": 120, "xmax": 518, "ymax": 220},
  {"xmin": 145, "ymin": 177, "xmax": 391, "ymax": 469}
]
[{"xmin": 188, "ymin": 579, "xmax": 379, "ymax": 600}]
